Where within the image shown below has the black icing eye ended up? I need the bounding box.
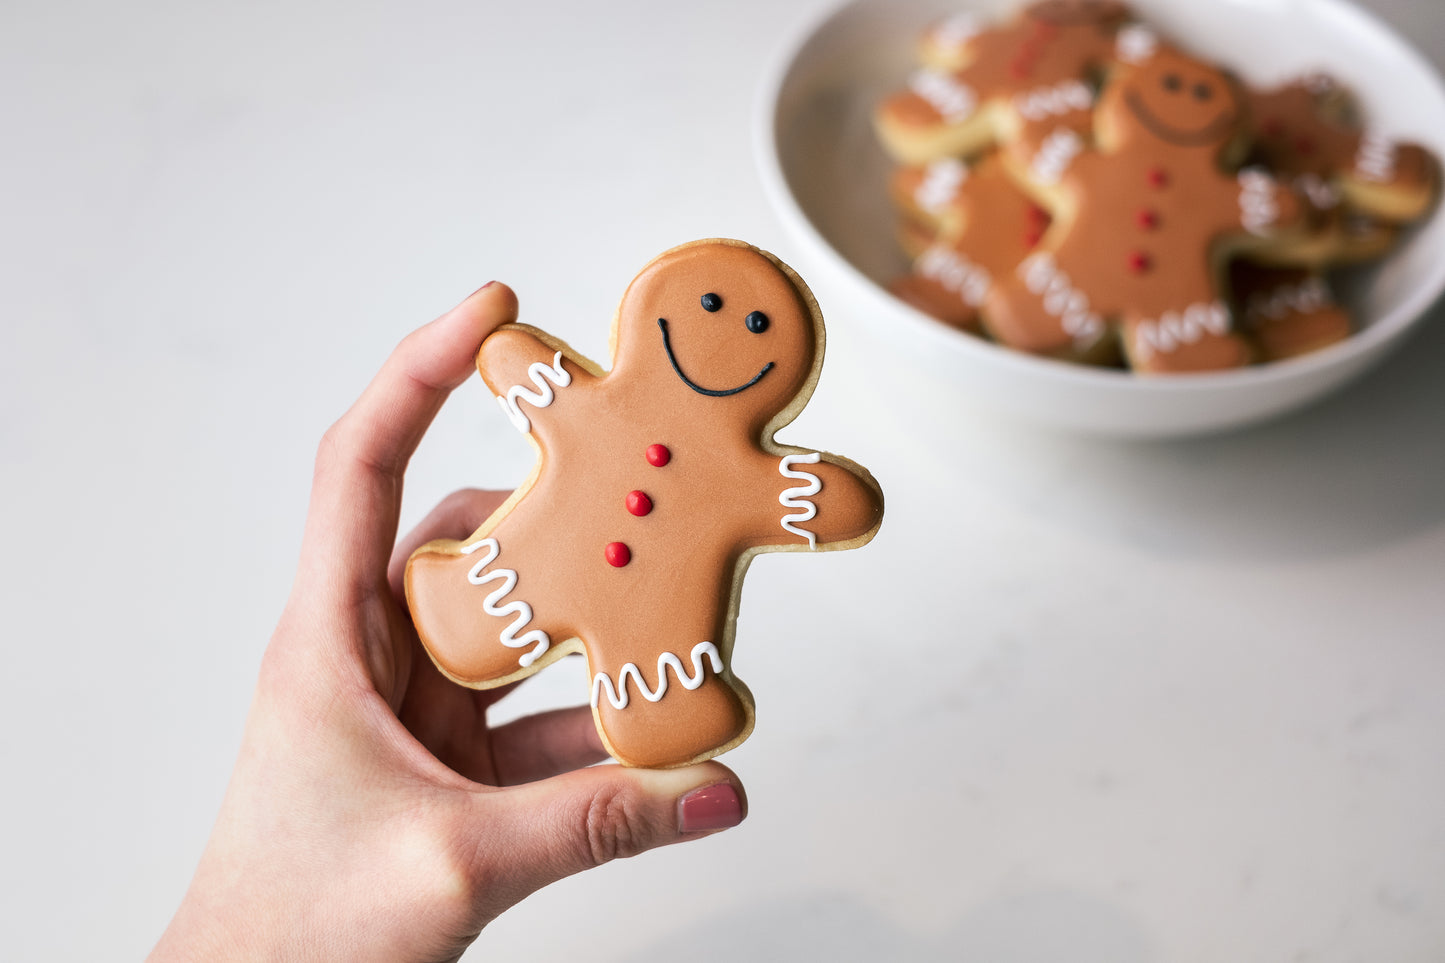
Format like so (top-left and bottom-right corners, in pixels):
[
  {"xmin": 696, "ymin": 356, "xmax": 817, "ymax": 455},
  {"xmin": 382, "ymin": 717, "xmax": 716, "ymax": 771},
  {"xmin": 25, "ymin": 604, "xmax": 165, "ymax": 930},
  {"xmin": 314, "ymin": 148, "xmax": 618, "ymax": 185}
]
[
  {"xmin": 1162, "ymin": 73, "xmax": 1182, "ymax": 92},
  {"xmin": 701, "ymin": 292, "xmax": 722, "ymax": 312},
  {"xmin": 745, "ymin": 311, "xmax": 769, "ymax": 334},
  {"xmin": 1192, "ymin": 82, "xmax": 1213, "ymax": 101}
]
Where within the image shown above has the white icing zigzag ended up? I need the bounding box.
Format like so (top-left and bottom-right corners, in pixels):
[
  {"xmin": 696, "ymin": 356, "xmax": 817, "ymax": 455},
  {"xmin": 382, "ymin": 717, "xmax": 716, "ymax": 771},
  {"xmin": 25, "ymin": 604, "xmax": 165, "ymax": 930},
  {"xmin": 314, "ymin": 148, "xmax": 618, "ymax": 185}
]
[
  {"xmin": 1238, "ymin": 167, "xmax": 1281, "ymax": 236},
  {"xmin": 1031, "ymin": 128, "xmax": 1083, "ymax": 186},
  {"xmin": 778, "ymin": 452, "xmax": 822, "ymax": 550},
  {"xmin": 909, "ymin": 70, "xmax": 977, "ymax": 123},
  {"xmin": 1295, "ymin": 172, "xmax": 1341, "ymax": 210},
  {"xmin": 460, "ymin": 537, "xmax": 551, "ymax": 668},
  {"xmin": 496, "ymin": 350, "xmax": 571, "ymax": 433},
  {"xmin": 1133, "ymin": 301, "xmax": 1231, "ymax": 361},
  {"xmin": 1014, "ymin": 80, "xmax": 1094, "ymax": 123},
  {"xmin": 917, "ymin": 245, "xmax": 991, "ymax": 308},
  {"xmin": 1018, "ymin": 251, "xmax": 1105, "ymax": 344},
  {"xmin": 1245, "ymin": 275, "xmax": 1333, "ymax": 324},
  {"xmin": 915, "ymin": 158, "xmax": 968, "ymax": 214},
  {"xmin": 1115, "ymin": 24, "xmax": 1158, "ymax": 65},
  {"xmin": 591, "ymin": 641, "xmax": 724, "ymax": 711},
  {"xmin": 1356, "ymin": 131, "xmax": 1398, "ymax": 184}
]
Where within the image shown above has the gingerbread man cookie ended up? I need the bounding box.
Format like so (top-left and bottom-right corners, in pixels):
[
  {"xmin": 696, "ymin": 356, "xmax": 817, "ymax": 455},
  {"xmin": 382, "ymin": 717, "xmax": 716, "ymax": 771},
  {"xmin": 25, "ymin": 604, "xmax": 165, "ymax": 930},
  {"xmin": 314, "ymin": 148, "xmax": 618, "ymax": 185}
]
[
  {"xmin": 874, "ymin": 0, "xmax": 1132, "ymax": 166},
  {"xmin": 1246, "ymin": 75, "xmax": 1439, "ymax": 243},
  {"xmin": 985, "ymin": 44, "xmax": 1306, "ymax": 372},
  {"xmin": 405, "ymin": 240, "xmax": 884, "ymax": 769},
  {"xmin": 1228, "ymin": 260, "xmax": 1353, "ymax": 363}
]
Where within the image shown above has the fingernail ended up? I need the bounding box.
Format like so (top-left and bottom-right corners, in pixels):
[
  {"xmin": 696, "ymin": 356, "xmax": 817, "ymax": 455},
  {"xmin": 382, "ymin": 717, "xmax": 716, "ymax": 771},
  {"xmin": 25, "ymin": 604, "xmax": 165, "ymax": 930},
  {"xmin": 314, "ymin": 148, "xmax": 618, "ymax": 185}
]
[{"xmin": 678, "ymin": 783, "xmax": 744, "ymax": 834}]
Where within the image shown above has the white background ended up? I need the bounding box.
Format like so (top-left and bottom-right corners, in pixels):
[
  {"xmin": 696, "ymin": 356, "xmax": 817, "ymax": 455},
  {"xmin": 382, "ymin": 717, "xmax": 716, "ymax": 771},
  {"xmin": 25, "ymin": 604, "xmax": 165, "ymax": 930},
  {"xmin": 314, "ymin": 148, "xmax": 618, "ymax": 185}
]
[{"xmin": 2, "ymin": 0, "xmax": 1443, "ymax": 960}]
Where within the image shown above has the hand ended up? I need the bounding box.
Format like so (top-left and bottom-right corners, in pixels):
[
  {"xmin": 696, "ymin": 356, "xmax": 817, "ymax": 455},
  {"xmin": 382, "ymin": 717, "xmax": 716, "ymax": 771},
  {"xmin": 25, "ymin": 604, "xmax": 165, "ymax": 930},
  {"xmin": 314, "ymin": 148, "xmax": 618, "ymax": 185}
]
[{"xmin": 149, "ymin": 283, "xmax": 747, "ymax": 963}]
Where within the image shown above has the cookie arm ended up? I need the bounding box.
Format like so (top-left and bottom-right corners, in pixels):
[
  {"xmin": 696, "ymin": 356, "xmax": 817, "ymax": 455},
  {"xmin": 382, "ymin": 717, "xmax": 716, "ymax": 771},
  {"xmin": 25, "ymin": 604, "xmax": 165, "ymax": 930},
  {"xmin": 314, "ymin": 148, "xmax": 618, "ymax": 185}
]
[
  {"xmin": 1232, "ymin": 166, "xmax": 1306, "ymax": 241},
  {"xmin": 1342, "ymin": 136, "xmax": 1440, "ymax": 223},
  {"xmin": 763, "ymin": 451, "xmax": 883, "ymax": 551},
  {"xmin": 477, "ymin": 324, "xmax": 596, "ymax": 438}
]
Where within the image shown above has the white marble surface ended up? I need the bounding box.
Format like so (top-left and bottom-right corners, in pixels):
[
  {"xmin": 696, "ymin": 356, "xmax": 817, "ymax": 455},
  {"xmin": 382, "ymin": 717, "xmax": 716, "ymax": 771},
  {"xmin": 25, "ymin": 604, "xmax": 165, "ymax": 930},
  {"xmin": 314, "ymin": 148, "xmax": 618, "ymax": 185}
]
[{"xmin": 2, "ymin": 1, "xmax": 1444, "ymax": 960}]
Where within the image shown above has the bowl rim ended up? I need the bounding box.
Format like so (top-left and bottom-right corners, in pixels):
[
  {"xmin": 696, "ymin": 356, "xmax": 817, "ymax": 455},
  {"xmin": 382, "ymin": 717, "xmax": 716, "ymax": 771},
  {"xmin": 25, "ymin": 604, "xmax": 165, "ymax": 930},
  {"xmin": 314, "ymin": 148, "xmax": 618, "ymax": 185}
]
[{"xmin": 752, "ymin": 0, "xmax": 1445, "ymax": 395}]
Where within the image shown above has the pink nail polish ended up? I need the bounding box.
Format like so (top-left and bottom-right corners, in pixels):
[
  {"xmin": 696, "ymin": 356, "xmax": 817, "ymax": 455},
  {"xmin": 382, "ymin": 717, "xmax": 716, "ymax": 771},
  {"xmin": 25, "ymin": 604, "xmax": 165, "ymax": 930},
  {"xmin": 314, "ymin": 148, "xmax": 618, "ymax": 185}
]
[{"xmin": 678, "ymin": 783, "xmax": 744, "ymax": 833}]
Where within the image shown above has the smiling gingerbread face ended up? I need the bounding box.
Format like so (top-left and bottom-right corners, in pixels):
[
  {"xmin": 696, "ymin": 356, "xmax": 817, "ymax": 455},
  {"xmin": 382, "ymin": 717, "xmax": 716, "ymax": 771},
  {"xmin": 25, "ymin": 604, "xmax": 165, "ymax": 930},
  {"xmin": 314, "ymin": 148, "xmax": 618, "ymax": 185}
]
[
  {"xmin": 1117, "ymin": 48, "xmax": 1242, "ymax": 149},
  {"xmin": 610, "ymin": 241, "xmax": 820, "ymax": 429},
  {"xmin": 405, "ymin": 238, "xmax": 883, "ymax": 768}
]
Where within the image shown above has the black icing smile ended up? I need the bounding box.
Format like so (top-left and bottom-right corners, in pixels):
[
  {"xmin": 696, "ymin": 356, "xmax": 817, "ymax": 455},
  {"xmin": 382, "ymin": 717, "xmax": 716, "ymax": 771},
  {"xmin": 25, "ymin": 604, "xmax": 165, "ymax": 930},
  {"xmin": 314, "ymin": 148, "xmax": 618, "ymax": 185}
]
[
  {"xmin": 657, "ymin": 318, "xmax": 774, "ymax": 397},
  {"xmin": 1125, "ymin": 89, "xmax": 1238, "ymax": 147}
]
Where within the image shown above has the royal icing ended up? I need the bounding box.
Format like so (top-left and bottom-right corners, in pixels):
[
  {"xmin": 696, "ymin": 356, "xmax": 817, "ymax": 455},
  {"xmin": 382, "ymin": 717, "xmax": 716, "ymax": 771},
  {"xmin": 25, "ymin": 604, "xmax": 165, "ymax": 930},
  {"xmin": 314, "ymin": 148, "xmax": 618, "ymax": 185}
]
[
  {"xmin": 1132, "ymin": 301, "xmax": 1231, "ymax": 361},
  {"xmin": 1014, "ymin": 79, "xmax": 1094, "ymax": 123},
  {"xmin": 1295, "ymin": 172, "xmax": 1341, "ymax": 210},
  {"xmin": 916, "ymin": 244, "xmax": 992, "ymax": 309},
  {"xmin": 1238, "ymin": 167, "xmax": 1282, "ymax": 235},
  {"xmin": 460, "ymin": 537, "xmax": 551, "ymax": 668},
  {"xmin": 1244, "ymin": 274, "xmax": 1333, "ymax": 324},
  {"xmin": 1356, "ymin": 131, "xmax": 1398, "ymax": 184},
  {"xmin": 875, "ymin": 2, "xmax": 1128, "ymax": 167},
  {"xmin": 591, "ymin": 641, "xmax": 724, "ymax": 711},
  {"xmin": 497, "ymin": 350, "xmax": 570, "ymax": 433},
  {"xmin": 778, "ymin": 452, "xmax": 822, "ymax": 549},
  {"xmin": 1018, "ymin": 251, "xmax": 1104, "ymax": 343},
  {"xmin": 915, "ymin": 158, "xmax": 968, "ymax": 213},
  {"xmin": 1031, "ymin": 127, "xmax": 1083, "ymax": 185},
  {"xmin": 1114, "ymin": 24, "xmax": 1158, "ymax": 65},
  {"xmin": 404, "ymin": 240, "xmax": 883, "ymax": 769},
  {"xmin": 909, "ymin": 70, "xmax": 978, "ymax": 123}
]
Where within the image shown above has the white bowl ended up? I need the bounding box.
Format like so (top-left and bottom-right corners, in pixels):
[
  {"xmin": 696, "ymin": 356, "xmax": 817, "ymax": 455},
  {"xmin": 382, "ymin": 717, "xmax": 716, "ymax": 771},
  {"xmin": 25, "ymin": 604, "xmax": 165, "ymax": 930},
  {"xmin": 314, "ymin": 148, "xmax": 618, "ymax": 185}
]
[{"xmin": 755, "ymin": 0, "xmax": 1445, "ymax": 437}]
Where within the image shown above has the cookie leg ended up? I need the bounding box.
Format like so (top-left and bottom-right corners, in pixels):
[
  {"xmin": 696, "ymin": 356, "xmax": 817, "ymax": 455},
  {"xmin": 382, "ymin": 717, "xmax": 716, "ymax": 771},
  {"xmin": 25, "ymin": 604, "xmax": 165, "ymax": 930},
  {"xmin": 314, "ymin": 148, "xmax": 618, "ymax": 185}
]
[
  {"xmin": 984, "ymin": 255, "xmax": 1112, "ymax": 362},
  {"xmin": 589, "ymin": 643, "xmax": 753, "ymax": 768},
  {"xmin": 406, "ymin": 539, "xmax": 555, "ymax": 687},
  {"xmin": 1121, "ymin": 302, "xmax": 1253, "ymax": 373}
]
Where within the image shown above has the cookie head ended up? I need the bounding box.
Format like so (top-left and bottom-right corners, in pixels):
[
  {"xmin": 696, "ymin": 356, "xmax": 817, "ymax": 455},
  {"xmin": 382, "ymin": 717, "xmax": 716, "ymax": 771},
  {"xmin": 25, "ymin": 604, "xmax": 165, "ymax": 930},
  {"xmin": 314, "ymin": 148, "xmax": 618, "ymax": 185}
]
[
  {"xmin": 1118, "ymin": 50, "xmax": 1242, "ymax": 148},
  {"xmin": 613, "ymin": 241, "xmax": 820, "ymax": 426}
]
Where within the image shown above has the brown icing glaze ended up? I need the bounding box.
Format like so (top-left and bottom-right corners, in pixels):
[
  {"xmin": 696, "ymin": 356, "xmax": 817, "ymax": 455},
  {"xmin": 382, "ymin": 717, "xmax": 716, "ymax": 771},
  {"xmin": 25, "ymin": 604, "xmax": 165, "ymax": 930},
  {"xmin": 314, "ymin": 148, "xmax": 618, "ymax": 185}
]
[
  {"xmin": 1228, "ymin": 260, "xmax": 1351, "ymax": 362},
  {"xmin": 1248, "ymin": 76, "xmax": 1439, "ymax": 226},
  {"xmin": 887, "ymin": 155, "xmax": 1050, "ymax": 333},
  {"xmin": 405, "ymin": 240, "xmax": 884, "ymax": 769},
  {"xmin": 984, "ymin": 46, "xmax": 1306, "ymax": 373},
  {"xmin": 875, "ymin": 0, "xmax": 1130, "ymax": 164}
]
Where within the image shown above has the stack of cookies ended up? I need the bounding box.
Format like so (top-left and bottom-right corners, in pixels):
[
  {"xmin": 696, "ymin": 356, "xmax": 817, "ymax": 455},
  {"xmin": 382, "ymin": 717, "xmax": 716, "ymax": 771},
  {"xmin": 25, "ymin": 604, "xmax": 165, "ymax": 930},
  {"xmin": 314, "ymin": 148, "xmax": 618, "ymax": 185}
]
[{"xmin": 873, "ymin": 0, "xmax": 1439, "ymax": 374}]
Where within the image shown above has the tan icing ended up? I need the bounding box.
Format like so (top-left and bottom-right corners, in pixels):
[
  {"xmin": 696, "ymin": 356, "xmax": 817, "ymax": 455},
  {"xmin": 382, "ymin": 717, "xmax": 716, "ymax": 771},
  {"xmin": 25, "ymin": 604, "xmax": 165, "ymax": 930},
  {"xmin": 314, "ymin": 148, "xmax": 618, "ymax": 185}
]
[
  {"xmin": 984, "ymin": 46, "xmax": 1306, "ymax": 372},
  {"xmin": 876, "ymin": 0, "xmax": 1129, "ymax": 162},
  {"xmin": 404, "ymin": 241, "xmax": 883, "ymax": 769}
]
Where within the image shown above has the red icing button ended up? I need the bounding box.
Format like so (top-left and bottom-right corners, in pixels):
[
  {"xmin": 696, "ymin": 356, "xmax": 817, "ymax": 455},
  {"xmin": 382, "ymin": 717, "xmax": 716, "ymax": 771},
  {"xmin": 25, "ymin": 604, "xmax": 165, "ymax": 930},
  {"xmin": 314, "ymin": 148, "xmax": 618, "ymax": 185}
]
[
  {"xmin": 605, "ymin": 542, "xmax": 631, "ymax": 567},
  {"xmin": 1026, "ymin": 204, "xmax": 1049, "ymax": 227},
  {"xmin": 1147, "ymin": 167, "xmax": 1169, "ymax": 189},
  {"xmin": 1136, "ymin": 209, "xmax": 1160, "ymax": 230},
  {"xmin": 645, "ymin": 443, "xmax": 671, "ymax": 467},
  {"xmin": 1023, "ymin": 227, "xmax": 1044, "ymax": 249},
  {"xmin": 626, "ymin": 490, "xmax": 653, "ymax": 516},
  {"xmin": 1128, "ymin": 250, "xmax": 1152, "ymax": 274}
]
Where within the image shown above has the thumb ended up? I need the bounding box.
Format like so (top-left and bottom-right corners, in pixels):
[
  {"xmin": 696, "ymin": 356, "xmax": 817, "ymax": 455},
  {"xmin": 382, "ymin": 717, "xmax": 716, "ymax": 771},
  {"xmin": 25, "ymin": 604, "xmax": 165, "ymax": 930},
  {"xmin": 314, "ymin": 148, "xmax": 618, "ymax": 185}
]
[{"xmin": 475, "ymin": 761, "xmax": 746, "ymax": 907}]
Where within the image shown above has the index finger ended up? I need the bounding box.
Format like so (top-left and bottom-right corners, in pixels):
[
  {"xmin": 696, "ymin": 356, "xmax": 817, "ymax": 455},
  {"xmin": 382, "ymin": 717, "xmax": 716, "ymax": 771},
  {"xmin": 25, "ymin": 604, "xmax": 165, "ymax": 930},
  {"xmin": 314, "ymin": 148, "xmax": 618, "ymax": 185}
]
[{"xmin": 299, "ymin": 281, "xmax": 518, "ymax": 598}]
